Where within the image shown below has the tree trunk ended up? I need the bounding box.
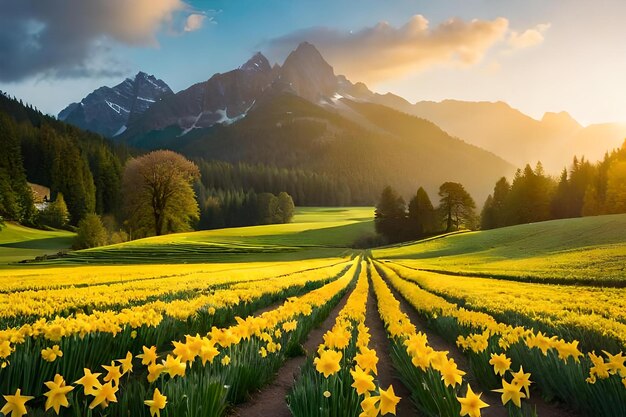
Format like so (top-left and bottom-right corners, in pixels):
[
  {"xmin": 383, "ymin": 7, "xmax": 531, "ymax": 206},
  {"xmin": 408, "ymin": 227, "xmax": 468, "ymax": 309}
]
[{"xmin": 154, "ymin": 210, "xmax": 162, "ymax": 236}]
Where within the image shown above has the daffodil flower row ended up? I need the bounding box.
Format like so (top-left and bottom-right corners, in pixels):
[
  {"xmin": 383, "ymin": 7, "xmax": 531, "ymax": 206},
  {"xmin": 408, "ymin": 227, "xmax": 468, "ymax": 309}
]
[
  {"xmin": 0, "ymin": 260, "xmax": 360, "ymax": 416},
  {"xmin": 0, "ymin": 261, "xmax": 350, "ymax": 366},
  {"xmin": 377, "ymin": 261, "xmax": 626, "ymax": 416},
  {"xmin": 313, "ymin": 262, "xmax": 400, "ymax": 417},
  {"xmin": 369, "ymin": 264, "xmax": 489, "ymax": 417},
  {"xmin": 389, "ymin": 263, "xmax": 626, "ymax": 349},
  {"xmin": 382, "ymin": 264, "xmax": 625, "ymax": 389},
  {"xmin": 0, "ymin": 260, "xmax": 348, "ymax": 323}
]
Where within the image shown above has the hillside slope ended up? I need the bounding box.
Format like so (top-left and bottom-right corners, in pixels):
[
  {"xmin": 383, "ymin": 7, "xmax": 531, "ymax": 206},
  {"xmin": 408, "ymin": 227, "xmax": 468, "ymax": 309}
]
[
  {"xmin": 374, "ymin": 213, "xmax": 626, "ymax": 283},
  {"xmin": 40, "ymin": 207, "xmax": 373, "ymax": 265},
  {"xmin": 0, "ymin": 223, "xmax": 74, "ymax": 265}
]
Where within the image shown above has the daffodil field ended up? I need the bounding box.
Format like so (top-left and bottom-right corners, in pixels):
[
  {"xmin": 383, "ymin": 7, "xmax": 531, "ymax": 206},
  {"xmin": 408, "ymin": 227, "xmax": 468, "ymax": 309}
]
[{"xmin": 0, "ymin": 248, "xmax": 624, "ymax": 416}]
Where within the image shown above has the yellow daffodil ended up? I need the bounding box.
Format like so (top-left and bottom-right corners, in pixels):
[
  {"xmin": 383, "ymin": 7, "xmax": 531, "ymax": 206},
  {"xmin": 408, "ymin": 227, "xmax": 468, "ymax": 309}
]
[
  {"xmin": 360, "ymin": 395, "xmax": 380, "ymax": 417},
  {"xmin": 199, "ymin": 339, "xmax": 220, "ymax": 365},
  {"xmin": 0, "ymin": 341, "xmax": 13, "ymax": 358},
  {"xmin": 488, "ymin": 353, "xmax": 511, "ymax": 376},
  {"xmin": 89, "ymin": 381, "xmax": 118, "ymax": 409},
  {"xmin": 458, "ymin": 384, "xmax": 489, "ymax": 417},
  {"xmin": 162, "ymin": 354, "xmax": 186, "ymax": 378},
  {"xmin": 554, "ymin": 340, "xmax": 583, "ymax": 363},
  {"xmin": 44, "ymin": 374, "xmax": 74, "ymax": 414},
  {"xmin": 172, "ymin": 341, "xmax": 195, "ymax": 363},
  {"xmin": 511, "ymin": 366, "xmax": 532, "ymax": 398},
  {"xmin": 102, "ymin": 361, "xmax": 123, "ymax": 385},
  {"xmin": 493, "ymin": 379, "xmax": 526, "ymax": 408},
  {"xmin": 117, "ymin": 351, "xmax": 133, "ymax": 374},
  {"xmin": 350, "ymin": 365, "xmax": 376, "ymax": 395},
  {"xmin": 439, "ymin": 358, "xmax": 466, "ymax": 388},
  {"xmin": 41, "ymin": 345, "xmax": 63, "ymax": 362},
  {"xmin": 355, "ymin": 347, "xmax": 378, "ymax": 375},
  {"xmin": 144, "ymin": 388, "xmax": 167, "ymax": 417},
  {"xmin": 147, "ymin": 362, "xmax": 165, "ymax": 383},
  {"xmin": 75, "ymin": 368, "xmax": 102, "ymax": 395},
  {"xmin": 378, "ymin": 385, "xmax": 401, "ymax": 415},
  {"xmin": 282, "ymin": 320, "xmax": 298, "ymax": 332},
  {"xmin": 1, "ymin": 388, "xmax": 34, "ymax": 417},
  {"xmin": 602, "ymin": 351, "xmax": 626, "ymax": 376},
  {"xmin": 138, "ymin": 345, "xmax": 158, "ymax": 365},
  {"xmin": 314, "ymin": 349, "xmax": 342, "ymax": 378},
  {"xmin": 221, "ymin": 355, "xmax": 231, "ymax": 366}
]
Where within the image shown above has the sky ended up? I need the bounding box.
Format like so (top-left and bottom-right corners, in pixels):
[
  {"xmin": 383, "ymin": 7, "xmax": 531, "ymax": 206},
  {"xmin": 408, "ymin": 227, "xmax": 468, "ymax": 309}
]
[{"xmin": 1, "ymin": 0, "xmax": 625, "ymax": 126}]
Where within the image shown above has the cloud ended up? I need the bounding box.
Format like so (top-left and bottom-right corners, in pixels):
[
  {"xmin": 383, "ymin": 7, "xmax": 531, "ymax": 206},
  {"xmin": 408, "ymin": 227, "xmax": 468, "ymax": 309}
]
[
  {"xmin": 265, "ymin": 15, "xmax": 511, "ymax": 83},
  {"xmin": 0, "ymin": 0, "xmax": 206, "ymax": 82},
  {"xmin": 184, "ymin": 14, "xmax": 207, "ymax": 32},
  {"xmin": 508, "ymin": 23, "xmax": 551, "ymax": 49}
]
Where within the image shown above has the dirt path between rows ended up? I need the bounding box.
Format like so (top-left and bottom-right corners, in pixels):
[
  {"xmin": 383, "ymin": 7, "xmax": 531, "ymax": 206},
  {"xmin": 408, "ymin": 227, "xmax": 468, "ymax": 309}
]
[
  {"xmin": 364, "ymin": 285, "xmax": 416, "ymax": 417},
  {"xmin": 230, "ymin": 286, "xmax": 353, "ymax": 417},
  {"xmin": 384, "ymin": 264, "xmax": 579, "ymax": 417}
]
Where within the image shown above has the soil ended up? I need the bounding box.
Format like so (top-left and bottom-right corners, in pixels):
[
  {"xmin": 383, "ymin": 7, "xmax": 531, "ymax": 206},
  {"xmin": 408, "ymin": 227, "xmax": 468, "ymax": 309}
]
[
  {"xmin": 229, "ymin": 287, "xmax": 353, "ymax": 417},
  {"xmin": 364, "ymin": 287, "xmax": 415, "ymax": 417}
]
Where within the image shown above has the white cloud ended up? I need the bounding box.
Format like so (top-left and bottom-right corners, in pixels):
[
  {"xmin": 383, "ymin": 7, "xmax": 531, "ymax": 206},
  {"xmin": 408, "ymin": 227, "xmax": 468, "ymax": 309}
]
[
  {"xmin": 266, "ymin": 15, "xmax": 511, "ymax": 83},
  {"xmin": 508, "ymin": 23, "xmax": 551, "ymax": 49},
  {"xmin": 184, "ymin": 13, "xmax": 207, "ymax": 32}
]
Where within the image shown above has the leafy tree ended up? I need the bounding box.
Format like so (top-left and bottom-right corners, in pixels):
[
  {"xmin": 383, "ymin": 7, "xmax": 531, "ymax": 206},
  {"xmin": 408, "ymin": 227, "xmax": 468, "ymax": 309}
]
[
  {"xmin": 277, "ymin": 192, "xmax": 295, "ymax": 223},
  {"xmin": 38, "ymin": 193, "xmax": 69, "ymax": 228},
  {"xmin": 407, "ymin": 187, "xmax": 436, "ymax": 237},
  {"xmin": 582, "ymin": 184, "xmax": 603, "ymax": 216},
  {"xmin": 507, "ymin": 163, "xmax": 555, "ymax": 224},
  {"xmin": 122, "ymin": 150, "xmax": 200, "ymax": 237},
  {"xmin": 438, "ymin": 182, "xmax": 477, "ymax": 232},
  {"xmin": 482, "ymin": 177, "xmax": 511, "ymax": 229},
  {"xmin": 257, "ymin": 193, "xmax": 280, "ymax": 224},
  {"xmin": 73, "ymin": 214, "xmax": 108, "ymax": 249},
  {"xmin": 605, "ymin": 161, "xmax": 626, "ymax": 213},
  {"xmin": 375, "ymin": 186, "xmax": 406, "ymax": 243},
  {"xmin": 480, "ymin": 195, "xmax": 496, "ymax": 230}
]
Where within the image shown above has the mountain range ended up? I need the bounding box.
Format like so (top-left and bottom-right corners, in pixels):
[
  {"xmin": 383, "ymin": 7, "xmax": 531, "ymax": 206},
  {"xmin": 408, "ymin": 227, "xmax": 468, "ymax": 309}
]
[
  {"xmin": 57, "ymin": 42, "xmax": 626, "ymax": 204},
  {"xmin": 58, "ymin": 72, "xmax": 172, "ymax": 138}
]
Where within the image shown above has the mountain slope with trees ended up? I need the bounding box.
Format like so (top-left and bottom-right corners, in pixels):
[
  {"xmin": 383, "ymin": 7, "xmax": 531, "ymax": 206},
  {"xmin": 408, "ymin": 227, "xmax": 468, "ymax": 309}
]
[
  {"xmin": 0, "ymin": 92, "xmax": 125, "ymax": 226},
  {"xmin": 128, "ymin": 92, "xmax": 513, "ymax": 206}
]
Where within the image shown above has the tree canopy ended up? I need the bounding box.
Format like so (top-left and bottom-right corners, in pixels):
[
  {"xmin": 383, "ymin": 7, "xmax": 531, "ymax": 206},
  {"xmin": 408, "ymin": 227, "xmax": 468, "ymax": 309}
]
[
  {"xmin": 407, "ymin": 187, "xmax": 436, "ymax": 236},
  {"xmin": 375, "ymin": 186, "xmax": 407, "ymax": 243},
  {"xmin": 438, "ymin": 182, "xmax": 477, "ymax": 232},
  {"xmin": 73, "ymin": 214, "xmax": 108, "ymax": 249},
  {"xmin": 122, "ymin": 150, "xmax": 200, "ymax": 237}
]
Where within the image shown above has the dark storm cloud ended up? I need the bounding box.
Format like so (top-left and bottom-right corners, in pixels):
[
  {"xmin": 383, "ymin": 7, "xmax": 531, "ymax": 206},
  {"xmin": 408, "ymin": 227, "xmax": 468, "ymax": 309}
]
[{"xmin": 0, "ymin": 0, "xmax": 203, "ymax": 82}]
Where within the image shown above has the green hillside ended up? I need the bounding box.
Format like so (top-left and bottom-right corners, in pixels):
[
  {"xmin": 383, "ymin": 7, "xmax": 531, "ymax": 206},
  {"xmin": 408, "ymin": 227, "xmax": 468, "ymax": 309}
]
[
  {"xmin": 374, "ymin": 214, "xmax": 626, "ymax": 284},
  {"xmin": 0, "ymin": 223, "xmax": 74, "ymax": 265},
  {"xmin": 47, "ymin": 207, "xmax": 374, "ymax": 265}
]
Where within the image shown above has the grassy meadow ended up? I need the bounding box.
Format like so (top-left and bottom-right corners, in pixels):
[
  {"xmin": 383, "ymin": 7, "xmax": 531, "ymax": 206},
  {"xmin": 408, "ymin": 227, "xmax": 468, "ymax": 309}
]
[
  {"xmin": 374, "ymin": 213, "xmax": 626, "ymax": 284},
  {"xmin": 0, "ymin": 223, "xmax": 74, "ymax": 266},
  {"xmin": 50, "ymin": 207, "xmax": 374, "ymax": 265}
]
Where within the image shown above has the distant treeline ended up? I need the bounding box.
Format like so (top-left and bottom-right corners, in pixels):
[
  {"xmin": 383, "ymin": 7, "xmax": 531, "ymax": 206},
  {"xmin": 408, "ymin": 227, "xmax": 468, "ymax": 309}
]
[
  {"xmin": 481, "ymin": 142, "xmax": 626, "ymax": 229},
  {"xmin": 195, "ymin": 187, "xmax": 295, "ymax": 230},
  {"xmin": 195, "ymin": 159, "xmax": 352, "ymax": 206},
  {"xmin": 374, "ymin": 182, "xmax": 477, "ymax": 244}
]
